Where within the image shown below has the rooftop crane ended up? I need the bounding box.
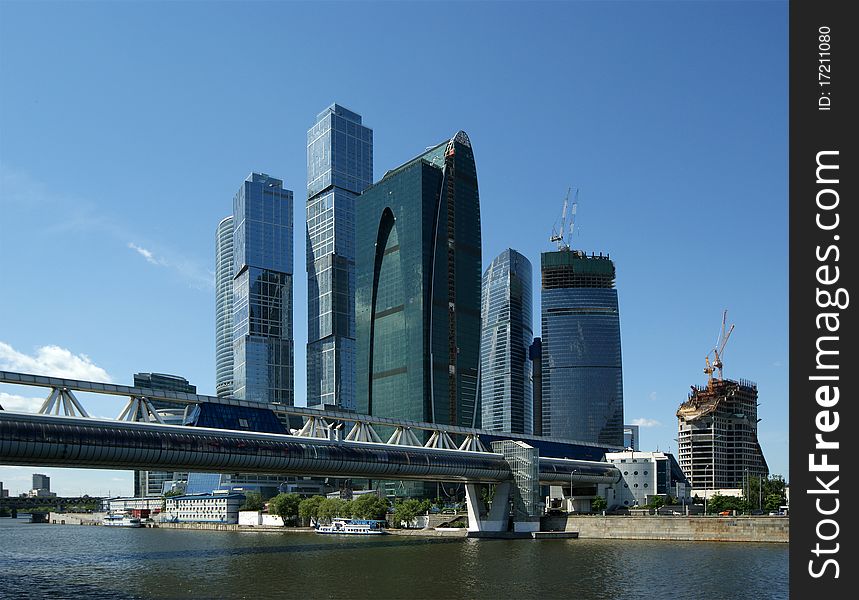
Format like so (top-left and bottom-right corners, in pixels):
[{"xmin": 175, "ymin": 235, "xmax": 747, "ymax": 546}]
[
  {"xmin": 549, "ymin": 187, "xmax": 579, "ymax": 250},
  {"xmin": 712, "ymin": 309, "xmax": 735, "ymax": 381}
]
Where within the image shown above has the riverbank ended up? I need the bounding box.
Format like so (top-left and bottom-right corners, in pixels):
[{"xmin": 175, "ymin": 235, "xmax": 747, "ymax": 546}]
[
  {"xmin": 542, "ymin": 515, "xmax": 789, "ymax": 543},
  {"xmin": 157, "ymin": 522, "xmax": 468, "ymax": 536},
  {"xmin": 45, "ymin": 512, "xmax": 787, "ymax": 542}
]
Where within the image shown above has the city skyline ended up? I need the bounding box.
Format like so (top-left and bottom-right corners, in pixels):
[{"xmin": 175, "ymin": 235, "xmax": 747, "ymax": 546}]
[{"xmin": 0, "ymin": 2, "xmax": 788, "ymax": 496}]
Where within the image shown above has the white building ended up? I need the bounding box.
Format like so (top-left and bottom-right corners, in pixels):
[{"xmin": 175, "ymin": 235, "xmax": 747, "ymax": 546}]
[
  {"xmin": 108, "ymin": 497, "xmax": 165, "ymax": 513},
  {"xmin": 606, "ymin": 451, "xmax": 690, "ymax": 508},
  {"xmin": 164, "ymin": 492, "xmax": 245, "ymax": 524}
]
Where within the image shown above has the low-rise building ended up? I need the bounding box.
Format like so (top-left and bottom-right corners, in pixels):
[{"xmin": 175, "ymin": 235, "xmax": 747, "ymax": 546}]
[
  {"xmin": 164, "ymin": 492, "xmax": 245, "ymax": 524},
  {"xmin": 107, "ymin": 496, "xmax": 165, "ymax": 516},
  {"xmin": 606, "ymin": 451, "xmax": 690, "ymax": 508}
]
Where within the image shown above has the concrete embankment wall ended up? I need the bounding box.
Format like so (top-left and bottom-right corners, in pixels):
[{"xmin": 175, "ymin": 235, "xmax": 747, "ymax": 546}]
[
  {"xmin": 545, "ymin": 515, "xmax": 788, "ymax": 543},
  {"xmin": 48, "ymin": 512, "xmax": 105, "ymax": 525}
]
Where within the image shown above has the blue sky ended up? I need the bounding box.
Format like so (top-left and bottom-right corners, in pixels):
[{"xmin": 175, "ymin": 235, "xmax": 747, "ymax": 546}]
[{"xmin": 0, "ymin": 1, "xmax": 788, "ymax": 496}]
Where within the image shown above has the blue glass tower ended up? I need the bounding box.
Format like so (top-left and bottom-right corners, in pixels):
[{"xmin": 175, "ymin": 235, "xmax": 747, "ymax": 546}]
[
  {"xmin": 540, "ymin": 249, "xmax": 624, "ymax": 446},
  {"xmin": 480, "ymin": 248, "xmax": 533, "ymax": 434},
  {"xmin": 232, "ymin": 173, "xmax": 294, "ymax": 405},
  {"xmin": 306, "ymin": 104, "xmax": 373, "ymax": 410}
]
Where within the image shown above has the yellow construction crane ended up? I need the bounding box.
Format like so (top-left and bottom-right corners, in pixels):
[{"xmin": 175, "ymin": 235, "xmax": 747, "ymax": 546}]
[{"xmin": 703, "ymin": 352, "xmax": 715, "ymax": 387}]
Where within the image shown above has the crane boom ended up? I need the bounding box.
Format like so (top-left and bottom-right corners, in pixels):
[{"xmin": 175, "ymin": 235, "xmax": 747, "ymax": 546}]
[{"xmin": 549, "ymin": 187, "xmax": 572, "ymax": 249}]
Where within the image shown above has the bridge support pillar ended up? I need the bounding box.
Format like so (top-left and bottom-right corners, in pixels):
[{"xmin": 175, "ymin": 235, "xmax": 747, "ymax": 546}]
[
  {"xmin": 491, "ymin": 440, "xmax": 542, "ymax": 533},
  {"xmin": 465, "ymin": 481, "xmax": 511, "ymax": 532}
]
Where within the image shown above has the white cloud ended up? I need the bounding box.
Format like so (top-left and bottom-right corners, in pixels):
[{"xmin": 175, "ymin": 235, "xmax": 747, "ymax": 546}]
[
  {"xmin": 631, "ymin": 417, "xmax": 662, "ymax": 428},
  {"xmin": 128, "ymin": 242, "xmax": 165, "ymax": 266},
  {"xmin": 0, "ymin": 341, "xmax": 112, "ymax": 382},
  {"xmin": 0, "ymin": 392, "xmax": 44, "ymax": 412}
]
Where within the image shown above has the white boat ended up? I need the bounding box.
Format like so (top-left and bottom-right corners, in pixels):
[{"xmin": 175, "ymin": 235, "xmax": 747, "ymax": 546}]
[
  {"xmin": 102, "ymin": 514, "xmax": 143, "ymax": 528},
  {"xmin": 315, "ymin": 518, "xmax": 386, "ymax": 535}
]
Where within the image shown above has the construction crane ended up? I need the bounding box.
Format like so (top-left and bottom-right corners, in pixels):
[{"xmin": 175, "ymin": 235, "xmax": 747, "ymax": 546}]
[
  {"xmin": 712, "ymin": 309, "xmax": 735, "ymax": 381},
  {"xmin": 703, "ymin": 352, "xmax": 715, "ymax": 387},
  {"xmin": 549, "ymin": 187, "xmax": 578, "ymax": 250}
]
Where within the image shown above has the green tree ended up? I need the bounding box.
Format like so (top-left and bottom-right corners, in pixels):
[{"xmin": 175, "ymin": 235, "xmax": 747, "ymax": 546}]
[
  {"xmin": 392, "ymin": 499, "xmax": 423, "ymax": 528},
  {"xmin": 645, "ymin": 496, "xmax": 665, "ymax": 510},
  {"xmin": 350, "ymin": 494, "xmax": 389, "ymax": 520},
  {"xmin": 764, "ymin": 493, "xmax": 784, "ymax": 512},
  {"xmin": 706, "ymin": 493, "xmax": 748, "ymax": 514},
  {"xmin": 268, "ymin": 493, "xmax": 302, "ymax": 526},
  {"xmin": 298, "ymin": 495, "xmax": 325, "ymax": 526},
  {"xmin": 239, "ymin": 491, "xmax": 264, "ymax": 512},
  {"xmin": 317, "ymin": 497, "xmax": 348, "ymax": 524},
  {"xmin": 591, "ymin": 496, "xmax": 607, "ymax": 512},
  {"xmin": 743, "ymin": 475, "xmax": 787, "ymax": 512}
]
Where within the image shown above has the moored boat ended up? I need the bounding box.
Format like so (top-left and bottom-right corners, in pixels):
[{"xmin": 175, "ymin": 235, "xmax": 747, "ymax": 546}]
[
  {"xmin": 102, "ymin": 514, "xmax": 143, "ymax": 527},
  {"xmin": 315, "ymin": 518, "xmax": 386, "ymax": 535}
]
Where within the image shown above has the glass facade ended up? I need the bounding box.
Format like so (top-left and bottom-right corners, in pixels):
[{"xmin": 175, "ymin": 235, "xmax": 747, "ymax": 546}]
[
  {"xmin": 215, "ymin": 216, "xmax": 235, "ymax": 398},
  {"xmin": 232, "ymin": 173, "xmax": 294, "ymax": 405},
  {"xmin": 356, "ymin": 131, "xmax": 481, "ymax": 428},
  {"xmin": 480, "ymin": 248, "xmax": 533, "ymax": 434},
  {"xmin": 540, "ymin": 250, "xmax": 624, "ymax": 446},
  {"xmin": 306, "ymin": 104, "xmax": 373, "ymax": 411},
  {"xmin": 131, "ymin": 374, "xmax": 194, "ymax": 496}
]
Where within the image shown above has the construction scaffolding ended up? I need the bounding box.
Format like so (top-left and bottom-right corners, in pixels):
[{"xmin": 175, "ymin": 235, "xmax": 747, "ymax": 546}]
[
  {"xmin": 676, "ymin": 378, "xmax": 769, "ymax": 490},
  {"xmin": 540, "ymin": 250, "xmax": 615, "ymax": 290}
]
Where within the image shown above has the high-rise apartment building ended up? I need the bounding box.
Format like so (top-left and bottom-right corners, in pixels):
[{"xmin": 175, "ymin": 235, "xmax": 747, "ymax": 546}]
[
  {"xmin": 306, "ymin": 104, "xmax": 373, "ymax": 410},
  {"xmin": 540, "ymin": 249, "xmax": 624, "ymax": 446},
  {"xmin": 132, "ymin": 372, "xmax": 196, "ymax": 497},
  {"xmin": 480, "ymin": 248, "xmax": 533, "ymax": 434},
  {"xmin": 32, "ymin": 473, "xmax": 50, "ymax": 492},
  {"xmin": 215, "ymin": 216, "xmax": 235, "ymax": 398},
  {"xmin": 356, "ymin": 131, "xmax": 481, "ymax": 427},
  {"xmin": 677, "ymin": 378, "xmax": 769, "ymax": 490},
  {"xmin": 232, "ymin": 173, "xmax": 294, "ymax": 405}
]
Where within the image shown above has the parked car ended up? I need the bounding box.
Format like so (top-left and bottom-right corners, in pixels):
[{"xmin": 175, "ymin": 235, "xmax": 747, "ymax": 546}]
[{"xmin": 718, "ymin": 510, "xmax": 731, "ymax": 516}]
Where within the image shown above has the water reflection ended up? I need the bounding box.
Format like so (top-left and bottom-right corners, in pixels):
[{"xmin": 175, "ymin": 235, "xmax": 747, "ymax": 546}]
[{"xmin": 0, "ymin": 519, "xmax": 788, "ymax": 599}]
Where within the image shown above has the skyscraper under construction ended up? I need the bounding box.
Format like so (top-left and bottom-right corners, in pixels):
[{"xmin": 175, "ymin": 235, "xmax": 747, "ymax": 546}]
[
  {"xmin": 540, "ymin": 249, "xmax": 624, "ymax": 446},
  {"xmin": 676, "ymin": 313, "xmax": 768, "ymax": 490},
  {"xmin": 677, "ymin": 378, "xmax": 769, "ymax": 490}
]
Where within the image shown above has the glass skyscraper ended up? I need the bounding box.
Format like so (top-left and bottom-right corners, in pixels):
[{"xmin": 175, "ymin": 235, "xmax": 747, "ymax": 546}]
[
  {"xmin": 540, "ymin": 249, "xmax": 624, "ymax": 446},
  {"xmin": 131, "ymin": 372, "xmax": 195, "ymax": 497},
  {"xmin": 232, "ymin": 173, "xmax": 294, "ymax": 405},
  {"xmin": 356, "ymin": 131, "xmax": 481, "ymax": 427},
  {"xmin": 215, "ymin": 215, "xmax": 234, "ymax": 398},
  {"xmin": 480, "ymin": 248, "xmax": 533, "ymax": 434},
  {"xmin": 306, "ymin": 104, "xmax": 373, "ymax": 410}
]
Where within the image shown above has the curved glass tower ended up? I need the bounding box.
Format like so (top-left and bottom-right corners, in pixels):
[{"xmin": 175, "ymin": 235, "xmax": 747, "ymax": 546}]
[
  {"xmin": 356, "ymin": 131, "xmax": 481, "ymax": 427},
  {"xmin": 215, "ymin": 216, "xmax": 234, "ymax": 398},
  {"xmin": 540, "ymin": 249, "xmax": 624, "ymax": 446},
  {"xmin": 480, "ymin": 248, "xmax": 533, "ymax": 434}
]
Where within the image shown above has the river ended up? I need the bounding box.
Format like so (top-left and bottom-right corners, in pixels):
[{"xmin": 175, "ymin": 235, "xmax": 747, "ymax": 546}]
[{"xmin": 0, "ymin": 517, "xmax": 788, "ymax": 599}]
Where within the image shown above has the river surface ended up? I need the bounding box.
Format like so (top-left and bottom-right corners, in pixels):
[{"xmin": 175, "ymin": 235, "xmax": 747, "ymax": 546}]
[{"xmin": 0, "ymin": 517, "xmax": 788, "ymax": 599}]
